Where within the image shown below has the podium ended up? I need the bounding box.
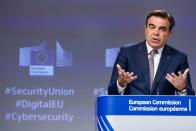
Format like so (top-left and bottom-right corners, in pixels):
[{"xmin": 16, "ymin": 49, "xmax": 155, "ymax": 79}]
[{"xmin": 97, "ymin": 96, "xmax": 196, "ymax": 131}]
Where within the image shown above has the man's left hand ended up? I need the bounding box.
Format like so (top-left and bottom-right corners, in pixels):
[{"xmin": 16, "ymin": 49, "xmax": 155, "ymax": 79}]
[{"xmin": 165, "ymin": 68, "xmax": 189, "ymax": 91}]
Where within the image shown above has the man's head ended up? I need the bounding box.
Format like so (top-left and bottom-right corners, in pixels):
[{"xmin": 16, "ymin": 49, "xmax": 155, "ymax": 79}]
[{"xmin": 145, "ymin": 10, "xmax": 175, "ymax": 49}]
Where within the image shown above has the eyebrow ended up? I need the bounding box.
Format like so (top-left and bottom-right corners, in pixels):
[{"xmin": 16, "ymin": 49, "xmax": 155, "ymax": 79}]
[
  {"xmin": 148, "ymin": 23, "xmax": 168, "ymax": 30},
  {"xmin": 148, "ymin": 23, "xmax": 155, "ymax": 26}
]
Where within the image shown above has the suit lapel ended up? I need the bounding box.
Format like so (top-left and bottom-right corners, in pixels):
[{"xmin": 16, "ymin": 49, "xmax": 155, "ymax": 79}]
[
  {"xmin": 151, "ymin": 45, "xmax": 173, "ymax": 93},
  {"xmin": 136, "ymin": 42, "xmax": 150, "ymax": 92}
]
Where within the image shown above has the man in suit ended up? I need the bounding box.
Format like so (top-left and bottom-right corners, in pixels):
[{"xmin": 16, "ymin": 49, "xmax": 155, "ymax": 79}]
[{"xmin": 108, "ymin": 10, "xmax": 195, "ymax": 95}]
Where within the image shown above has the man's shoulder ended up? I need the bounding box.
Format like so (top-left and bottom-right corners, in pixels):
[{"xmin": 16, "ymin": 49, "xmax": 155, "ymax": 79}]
[
  {"xmin": 121, "ymin": 41, "xmax": 145, "ymax": 50},
  {"xmin": 166, "ymin": 44, "xmax": 187, "ymax": 56}
]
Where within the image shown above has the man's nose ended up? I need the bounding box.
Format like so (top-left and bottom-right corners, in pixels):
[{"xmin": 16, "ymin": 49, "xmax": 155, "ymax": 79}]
[{"xmin": 153, "ymin": 29, "xmax": 160, "ymax": 35}]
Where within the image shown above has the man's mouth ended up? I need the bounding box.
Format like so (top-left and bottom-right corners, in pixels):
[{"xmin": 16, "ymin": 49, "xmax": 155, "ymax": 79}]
[{"xmin": 151, "ymin": 38, "xmax": 160, "ymax": 43}]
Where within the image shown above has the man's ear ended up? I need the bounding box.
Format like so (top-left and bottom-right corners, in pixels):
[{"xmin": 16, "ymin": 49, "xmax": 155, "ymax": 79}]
[{"xmin": 169, "ymin": 31, "xmax": 172, "ymax": 38}]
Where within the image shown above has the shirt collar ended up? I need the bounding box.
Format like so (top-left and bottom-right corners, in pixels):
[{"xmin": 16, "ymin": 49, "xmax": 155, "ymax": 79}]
[{"xmin": 145, "ymin": 41, "xmax": 164, "ymax": 55}]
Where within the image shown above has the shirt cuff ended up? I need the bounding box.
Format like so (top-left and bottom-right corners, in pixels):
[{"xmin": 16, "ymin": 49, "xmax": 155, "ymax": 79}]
[
  {"xmin": 117, "ymin": 80, "xmax": 126, "ymax": 95},
  {"xmin": 176, "ymin": 89, "xmax": 187, "ymax": 96}
]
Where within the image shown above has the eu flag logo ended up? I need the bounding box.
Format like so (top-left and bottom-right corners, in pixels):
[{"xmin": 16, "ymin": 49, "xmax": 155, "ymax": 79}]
[
  {"xmin": 31, "ymin": 51, "xmax": 54, "ymax": 65},
  {"xmin": 19, "ymin": 41, "xmax": 72, "ymax": 77}
]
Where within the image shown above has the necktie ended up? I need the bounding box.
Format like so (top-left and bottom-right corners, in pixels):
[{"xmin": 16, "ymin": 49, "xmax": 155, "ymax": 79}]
[{"xmin": 148, "ymin": 50, "xmax": 157, "ymax": 90}]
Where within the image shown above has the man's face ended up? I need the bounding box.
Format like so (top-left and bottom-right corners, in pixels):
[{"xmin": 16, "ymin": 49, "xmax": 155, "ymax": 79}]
[{"xmin": 145, "ymin": 16, "xmax": 172, "ymax": 49}]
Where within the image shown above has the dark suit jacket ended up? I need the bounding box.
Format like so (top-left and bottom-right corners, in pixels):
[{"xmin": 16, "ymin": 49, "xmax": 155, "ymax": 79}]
[{"xmin": 108, "ymin": 41, "xmax": 195, "ymax": 95}]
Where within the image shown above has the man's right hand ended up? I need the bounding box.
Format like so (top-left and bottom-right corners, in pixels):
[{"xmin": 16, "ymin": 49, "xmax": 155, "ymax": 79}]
[{"xmin": 117, "ymin": 64, "xmax": 137, "ymax": 87}]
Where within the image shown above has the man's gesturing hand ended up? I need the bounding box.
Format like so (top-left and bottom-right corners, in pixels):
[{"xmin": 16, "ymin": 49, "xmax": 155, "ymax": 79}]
[
  {"xmin": 165, "ymin": 68, "xmax": 189, "ymax": 91},
  {"xmin": 117, "ymin": 64, "xmax": 137, "ymax": 87}
]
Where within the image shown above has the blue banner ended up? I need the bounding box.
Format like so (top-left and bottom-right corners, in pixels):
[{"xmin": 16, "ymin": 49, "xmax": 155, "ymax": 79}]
[{"xmin": 97, "ymin": 96, "xmax": 196, "ymax": 116}]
